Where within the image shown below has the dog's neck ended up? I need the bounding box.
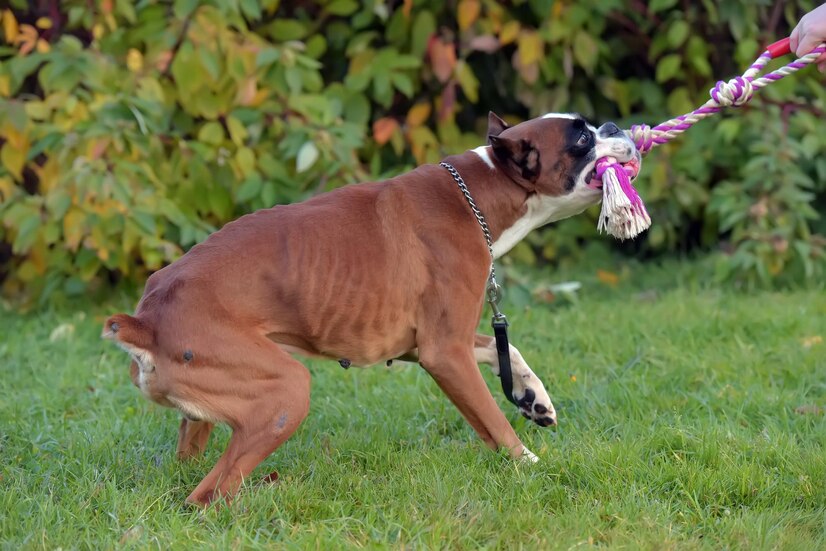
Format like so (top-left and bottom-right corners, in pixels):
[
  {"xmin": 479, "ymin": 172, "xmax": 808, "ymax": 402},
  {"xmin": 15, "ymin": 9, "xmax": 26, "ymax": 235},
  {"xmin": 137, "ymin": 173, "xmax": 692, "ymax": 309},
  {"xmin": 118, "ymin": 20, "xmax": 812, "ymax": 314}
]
[{"xmin": 441, "ymin": 146, "xmax": 597, "ymax": 259}]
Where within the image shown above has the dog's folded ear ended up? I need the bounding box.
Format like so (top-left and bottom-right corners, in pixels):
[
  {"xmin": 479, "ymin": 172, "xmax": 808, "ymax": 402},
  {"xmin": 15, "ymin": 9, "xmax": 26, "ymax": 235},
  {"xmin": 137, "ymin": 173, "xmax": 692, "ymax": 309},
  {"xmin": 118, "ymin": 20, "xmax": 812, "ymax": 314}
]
[
  {"xmin": 486, "ymin": 112, "xmax": 509, "ymax": 143},
  {"xmin": 489, "ymin": 135, "xmax": 541, "ymax": 187}
]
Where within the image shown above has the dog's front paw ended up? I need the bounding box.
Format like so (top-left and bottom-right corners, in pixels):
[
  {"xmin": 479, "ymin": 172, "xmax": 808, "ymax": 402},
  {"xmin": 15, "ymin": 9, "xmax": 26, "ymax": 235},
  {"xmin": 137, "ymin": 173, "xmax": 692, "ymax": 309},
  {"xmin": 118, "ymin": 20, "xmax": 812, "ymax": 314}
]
[
  {"xmin": 514, "ymin": 385, "xmax": 557, "ymax": 427},
  {"xmin": 520, "ymin": 446, "xmax": 540, "ymax": 463}
]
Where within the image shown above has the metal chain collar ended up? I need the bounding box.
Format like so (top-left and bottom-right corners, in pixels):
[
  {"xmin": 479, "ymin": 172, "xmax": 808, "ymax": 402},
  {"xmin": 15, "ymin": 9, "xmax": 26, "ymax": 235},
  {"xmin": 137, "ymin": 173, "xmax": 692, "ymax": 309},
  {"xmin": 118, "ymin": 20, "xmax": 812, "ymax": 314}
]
[
  {"xmin": 439, "ymin": 162, "xmax": 505, "ymax": 319},
  {"xmin": 440, "ymin": 161, "xmax": 515, "ymax": 406}
]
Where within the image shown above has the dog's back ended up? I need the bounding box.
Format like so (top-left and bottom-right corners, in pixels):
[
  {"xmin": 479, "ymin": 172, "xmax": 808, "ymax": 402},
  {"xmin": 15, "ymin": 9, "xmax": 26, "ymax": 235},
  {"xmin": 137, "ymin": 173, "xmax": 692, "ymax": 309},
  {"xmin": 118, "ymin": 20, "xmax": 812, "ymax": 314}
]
[{"xmin": 103, "ymin": 168, "xmax": 457, "ymax": 384}]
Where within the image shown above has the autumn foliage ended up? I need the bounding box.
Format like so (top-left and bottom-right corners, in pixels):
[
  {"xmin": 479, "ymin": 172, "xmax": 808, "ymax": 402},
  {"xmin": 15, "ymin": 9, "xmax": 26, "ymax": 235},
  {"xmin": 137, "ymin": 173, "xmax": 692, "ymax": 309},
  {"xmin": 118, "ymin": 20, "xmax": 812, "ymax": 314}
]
[{"xmin": 0, "ymin": 1, "xmax": 824, "ymax": 302}]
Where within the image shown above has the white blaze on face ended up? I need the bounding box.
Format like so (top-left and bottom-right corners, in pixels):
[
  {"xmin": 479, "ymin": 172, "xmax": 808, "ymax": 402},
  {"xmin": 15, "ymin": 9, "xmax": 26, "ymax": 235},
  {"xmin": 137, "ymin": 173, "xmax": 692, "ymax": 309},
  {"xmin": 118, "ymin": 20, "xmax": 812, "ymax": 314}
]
[{"xmin": 541, "ymin": 112, "xmax": 579, "ymax": 120}]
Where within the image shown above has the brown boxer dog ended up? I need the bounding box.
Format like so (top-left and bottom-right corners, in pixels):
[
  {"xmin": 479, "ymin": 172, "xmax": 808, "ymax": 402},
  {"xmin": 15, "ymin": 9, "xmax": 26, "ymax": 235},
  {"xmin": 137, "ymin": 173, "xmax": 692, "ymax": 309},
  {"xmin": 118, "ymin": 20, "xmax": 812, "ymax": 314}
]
[{"xmin": 103, "ymin": 112, "xmax": 640, "ymax": 506}]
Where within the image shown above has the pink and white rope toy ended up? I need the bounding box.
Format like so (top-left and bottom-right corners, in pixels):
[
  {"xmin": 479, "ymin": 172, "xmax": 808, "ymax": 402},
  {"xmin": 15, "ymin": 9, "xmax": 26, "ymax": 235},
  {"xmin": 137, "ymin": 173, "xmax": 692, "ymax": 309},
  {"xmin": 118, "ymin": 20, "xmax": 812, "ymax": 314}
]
[{"xmin": 595, "ymin": 37, "xmax": 826, "ymax": 240}]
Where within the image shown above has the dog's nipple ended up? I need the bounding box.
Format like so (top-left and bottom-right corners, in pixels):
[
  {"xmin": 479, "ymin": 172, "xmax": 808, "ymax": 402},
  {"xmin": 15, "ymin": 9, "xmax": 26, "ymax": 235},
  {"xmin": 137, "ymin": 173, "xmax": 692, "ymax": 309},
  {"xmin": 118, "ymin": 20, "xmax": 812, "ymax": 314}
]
[{"xmin": 183, "ymin": 350, "xmax": 194, "ymax": 363}]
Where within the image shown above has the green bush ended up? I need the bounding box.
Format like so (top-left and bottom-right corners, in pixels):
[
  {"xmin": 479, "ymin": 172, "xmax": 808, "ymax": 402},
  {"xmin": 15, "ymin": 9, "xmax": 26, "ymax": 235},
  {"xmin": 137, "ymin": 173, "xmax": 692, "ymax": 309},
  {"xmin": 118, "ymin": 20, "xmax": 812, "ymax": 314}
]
[{"xmin": 0, "ymin": 0, "xmax": 824, "ymax": 303}]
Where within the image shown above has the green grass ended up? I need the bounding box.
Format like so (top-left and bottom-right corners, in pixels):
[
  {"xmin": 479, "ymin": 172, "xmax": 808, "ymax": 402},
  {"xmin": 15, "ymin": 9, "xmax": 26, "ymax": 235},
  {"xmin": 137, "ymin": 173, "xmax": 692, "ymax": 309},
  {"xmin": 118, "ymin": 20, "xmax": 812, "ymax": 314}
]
[{"xmin": 2, "ymin": 258, "xmax": 825, "ymax": 549}]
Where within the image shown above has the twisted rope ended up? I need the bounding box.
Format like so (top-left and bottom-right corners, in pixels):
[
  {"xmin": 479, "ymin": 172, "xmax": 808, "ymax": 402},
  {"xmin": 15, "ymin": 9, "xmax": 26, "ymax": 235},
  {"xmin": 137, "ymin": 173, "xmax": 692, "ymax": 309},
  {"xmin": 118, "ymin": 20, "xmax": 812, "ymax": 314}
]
[
  {"xmin": 627, "ymin": 42, "xmax": 826, "ymax": 154},
  {"xmin": 596, "ymin": 40, "xmax": 825, "ymax": 239}
]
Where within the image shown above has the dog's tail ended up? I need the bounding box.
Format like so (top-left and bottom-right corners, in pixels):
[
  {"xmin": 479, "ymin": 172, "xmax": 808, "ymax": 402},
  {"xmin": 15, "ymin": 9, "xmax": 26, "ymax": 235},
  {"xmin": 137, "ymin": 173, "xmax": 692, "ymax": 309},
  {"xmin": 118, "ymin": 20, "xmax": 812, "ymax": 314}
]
[{"xmin": 102, "ymin": 313, "xmax": 155, "ymax": 351}]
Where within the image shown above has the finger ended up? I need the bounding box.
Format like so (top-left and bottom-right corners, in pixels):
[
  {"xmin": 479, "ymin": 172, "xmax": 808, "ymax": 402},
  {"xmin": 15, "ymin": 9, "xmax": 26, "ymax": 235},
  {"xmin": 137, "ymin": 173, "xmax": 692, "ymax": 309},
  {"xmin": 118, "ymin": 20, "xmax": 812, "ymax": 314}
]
[
  {"xmin": 798, "ymin": 36, "xmax": 823, "ymax": 57},
  {"xmin": 790, "ymin": 26, "xmax": 800, "ymax": 53}
]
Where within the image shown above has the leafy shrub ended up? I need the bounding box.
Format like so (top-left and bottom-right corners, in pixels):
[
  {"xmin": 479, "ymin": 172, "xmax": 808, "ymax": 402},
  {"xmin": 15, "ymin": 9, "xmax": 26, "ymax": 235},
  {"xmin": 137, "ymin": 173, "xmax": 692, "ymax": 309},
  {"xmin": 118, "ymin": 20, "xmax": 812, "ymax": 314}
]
[{"xmin": 0, "ymin": 0, "xmax": 824, "ymax": 303}]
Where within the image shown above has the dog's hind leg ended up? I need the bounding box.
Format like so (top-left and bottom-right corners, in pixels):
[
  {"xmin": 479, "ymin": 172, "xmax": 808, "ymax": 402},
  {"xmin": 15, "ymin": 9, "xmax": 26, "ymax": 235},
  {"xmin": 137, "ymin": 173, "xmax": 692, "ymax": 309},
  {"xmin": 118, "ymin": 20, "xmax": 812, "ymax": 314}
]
[
  {"xmin": 177, "ymin": 418, "xmax": 214, "ymax": 460},
  {"xmin": 179, "ymin": 340, "xmax": 311, "ymax": 507},
  {"xmin": 473, "ymin": 334, "xmax": 557, "ymax": 427}
]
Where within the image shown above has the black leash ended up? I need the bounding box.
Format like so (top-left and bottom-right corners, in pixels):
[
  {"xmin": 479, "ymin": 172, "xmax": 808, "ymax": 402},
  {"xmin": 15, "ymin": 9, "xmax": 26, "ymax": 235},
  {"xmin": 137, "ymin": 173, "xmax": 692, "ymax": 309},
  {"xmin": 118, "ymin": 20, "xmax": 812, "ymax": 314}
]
[{"xmin": 440, "ymin": 162, "xmax": 517, "ymax": 406}]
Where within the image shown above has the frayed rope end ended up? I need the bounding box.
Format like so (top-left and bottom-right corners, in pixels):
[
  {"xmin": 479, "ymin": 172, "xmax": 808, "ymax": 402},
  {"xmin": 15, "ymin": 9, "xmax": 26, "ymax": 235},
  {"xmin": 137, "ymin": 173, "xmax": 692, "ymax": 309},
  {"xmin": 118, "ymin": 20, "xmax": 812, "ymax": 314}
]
[{"xmin": 595, "ymin": 157, "xmax": 650, "ymax": 240}]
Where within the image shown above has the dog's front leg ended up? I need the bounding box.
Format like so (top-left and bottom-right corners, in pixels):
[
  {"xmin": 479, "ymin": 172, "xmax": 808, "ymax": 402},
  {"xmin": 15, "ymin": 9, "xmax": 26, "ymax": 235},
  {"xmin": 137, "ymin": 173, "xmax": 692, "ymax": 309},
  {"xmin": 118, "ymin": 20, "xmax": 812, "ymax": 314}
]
[
  {"xmin": 474, "ymin": 334, "xmax": 557, "ymax": 427},
  {"xmin": 418, "ymin": 343, "xmax": 536, "ymax": 461}
]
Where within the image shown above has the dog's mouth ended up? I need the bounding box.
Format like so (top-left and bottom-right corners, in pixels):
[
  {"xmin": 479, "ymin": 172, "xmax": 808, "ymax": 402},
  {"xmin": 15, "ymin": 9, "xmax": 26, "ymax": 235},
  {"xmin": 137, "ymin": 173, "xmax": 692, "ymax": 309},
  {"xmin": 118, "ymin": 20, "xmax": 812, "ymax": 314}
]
[
  {"xmin": 586, "ymin": 158, "xmax": 641, "ymax": 190},
  {"xmin": 586, "ymin": 168, "xmax": 599, "ymax": 189}
]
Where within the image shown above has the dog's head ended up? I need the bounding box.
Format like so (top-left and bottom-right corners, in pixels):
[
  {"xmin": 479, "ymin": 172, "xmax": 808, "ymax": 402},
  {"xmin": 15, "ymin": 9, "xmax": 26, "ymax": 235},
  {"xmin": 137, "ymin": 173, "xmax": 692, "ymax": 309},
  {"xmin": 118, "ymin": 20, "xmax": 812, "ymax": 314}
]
[{"xmin": 485, "ymin": 111, "xmax": 640, "ymax": 207}]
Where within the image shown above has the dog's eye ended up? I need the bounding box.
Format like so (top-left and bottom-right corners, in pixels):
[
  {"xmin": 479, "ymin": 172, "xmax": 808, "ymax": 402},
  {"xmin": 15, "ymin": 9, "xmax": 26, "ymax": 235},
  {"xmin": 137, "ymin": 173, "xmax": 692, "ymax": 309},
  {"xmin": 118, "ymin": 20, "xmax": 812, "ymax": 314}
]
[{"xmin": 576, "ymin": 131, "xmax": 589, "ymax": 146}]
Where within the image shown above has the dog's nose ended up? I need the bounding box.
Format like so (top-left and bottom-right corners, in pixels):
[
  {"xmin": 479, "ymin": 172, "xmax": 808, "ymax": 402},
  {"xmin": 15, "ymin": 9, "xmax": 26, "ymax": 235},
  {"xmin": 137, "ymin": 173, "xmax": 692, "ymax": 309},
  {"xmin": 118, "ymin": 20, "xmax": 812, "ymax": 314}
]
[{"xmin": 599, "ymin": 122, "xmax": 622, "ymax": 137}]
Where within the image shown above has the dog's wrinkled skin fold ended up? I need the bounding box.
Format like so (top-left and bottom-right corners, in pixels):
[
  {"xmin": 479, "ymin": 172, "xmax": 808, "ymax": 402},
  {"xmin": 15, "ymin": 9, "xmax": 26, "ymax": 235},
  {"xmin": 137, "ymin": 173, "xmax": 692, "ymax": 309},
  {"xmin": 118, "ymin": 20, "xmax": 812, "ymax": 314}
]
[{"xmin": 103, "ymin": 112, "xmax": 639, "ymax": 506}]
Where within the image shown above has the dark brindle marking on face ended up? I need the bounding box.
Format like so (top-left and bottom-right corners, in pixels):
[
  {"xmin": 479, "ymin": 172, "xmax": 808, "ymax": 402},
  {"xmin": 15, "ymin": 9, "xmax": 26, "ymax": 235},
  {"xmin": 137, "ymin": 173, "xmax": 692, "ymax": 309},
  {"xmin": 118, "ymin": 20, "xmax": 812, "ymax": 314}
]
[{"xmin": 564, "ymin": 118, "xmax": 596, "ymax": 191}]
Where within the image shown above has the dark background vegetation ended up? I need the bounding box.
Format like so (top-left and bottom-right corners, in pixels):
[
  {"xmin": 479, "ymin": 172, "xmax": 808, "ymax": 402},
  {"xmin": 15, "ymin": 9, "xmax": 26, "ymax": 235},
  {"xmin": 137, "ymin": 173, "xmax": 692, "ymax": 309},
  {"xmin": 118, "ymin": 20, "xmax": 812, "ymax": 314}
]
[{"xmin": 1, "ymin": 0, "xmax": 824, "ymax": 306}]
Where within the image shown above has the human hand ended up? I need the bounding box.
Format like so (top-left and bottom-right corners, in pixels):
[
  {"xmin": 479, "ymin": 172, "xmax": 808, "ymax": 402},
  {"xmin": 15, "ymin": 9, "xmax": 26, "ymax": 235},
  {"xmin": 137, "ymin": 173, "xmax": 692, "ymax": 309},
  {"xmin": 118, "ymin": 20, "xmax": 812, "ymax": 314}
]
[{"xmin": 790, "ymin": 2, "xmax": 826, "ymax": 72}]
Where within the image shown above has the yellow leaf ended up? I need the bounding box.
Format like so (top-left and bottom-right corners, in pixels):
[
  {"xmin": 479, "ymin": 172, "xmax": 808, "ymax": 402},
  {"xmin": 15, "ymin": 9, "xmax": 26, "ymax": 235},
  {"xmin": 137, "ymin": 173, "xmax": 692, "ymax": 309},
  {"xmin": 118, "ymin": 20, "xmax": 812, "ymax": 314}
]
[
  {"xmin": 500, "ymin": 21, "xmax": 520, "ymax": 45},
  {"xmin": 30, "ymin": 240, "xmax": 47, "ymax": 274},
  {"xmin": 372, "ymin": 117, "xmax": 399, "ymax": 145},
  {"xmin": 349, "ymin": 50, "xmax": 374, "ymax": 76},
  {"xmin": 0, "ymin": 142, "xmax": 25, "ymax": 180},
  {"xmin": 35, "ymin": 17, "xmax": 52, "ymax": 30},
  {"xmin": 801, "ymin": 336, "xmax": 823, "ymax": 349},
  {"xmin": 4, "ymin": 125, "xmax": 28, "ymax": 149},
  {"xmin": 457, "ymin": 0, "xmax": 481, "ymax": 32},
  {"xmin": 406, "ymin": 102, "xmax": 431, "ymax": 127},
  {"xmin": 226, "ymin": 116, "xmax": 248, "ymax": 146},
  {"xmin": 18, "ymin": 260, "xmax": 38, "ymax": 282},
  {"xmin": 92, "ymin": 23, "xmax": 104, "ymax": 40},
  {"xmin": 104, "ymin": 13, "xmax": 117, "ymax": 32},
  {"xmin": 2, "ymin": 9, "xmax": 18, "ymax": 44},
  {"xmin": 126, "ymin": 48, "xmax": 143, "ymax": 72},
  {"xmin": 236, "ymin": 78, "xmax": 257, "ymax": 106},
  {"xmin": 0, "ymin": 74, "xmax": 10, "ymax": 97},
  {"xmin": 63, "ymin": 209, "xmax": 85, "ymax": 251},
  {"xmin": 518, "ymin": 31, "xmax": 543, "ymax": 66},
  {"xmin": 0, "ymin": 175, "xmax": 15, "ymax": 200},
  {"xmin": 24, "ymin": 101, "xmax": 49, "ymax": 120},
  {"xmin": 36, "ymin": 38, "xmax": 50, "ymax": 53},
  {"xmin": 250, "ymin": 89, "xmax": 269, "ymax": 107},
  {"xmin": 456, "ymin": 61, "xmax": 479, "ymax": 103},
  {"xmin": 32, "ymin": 157, "xmax": 59, "ymax": 193},
  {"xmin": 596, "ymin": 269, "xmax": 619, "ymax": 286},
  {"xmin": 87, "ymin": 138, "xmax": 110, "ymax": 160}
]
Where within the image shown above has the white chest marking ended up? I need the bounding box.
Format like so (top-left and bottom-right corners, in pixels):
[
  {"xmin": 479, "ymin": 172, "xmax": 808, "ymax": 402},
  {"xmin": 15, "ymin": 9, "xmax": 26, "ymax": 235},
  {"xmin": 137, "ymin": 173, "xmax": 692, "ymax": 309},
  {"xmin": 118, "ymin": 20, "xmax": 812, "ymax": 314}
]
[
  {"xmin": 168, "ymin": 397, "xmax": 221, "ymax": 424},
  {"xmin": 491, "ymin": 187, "xmax": 600, "ymax": 258}
]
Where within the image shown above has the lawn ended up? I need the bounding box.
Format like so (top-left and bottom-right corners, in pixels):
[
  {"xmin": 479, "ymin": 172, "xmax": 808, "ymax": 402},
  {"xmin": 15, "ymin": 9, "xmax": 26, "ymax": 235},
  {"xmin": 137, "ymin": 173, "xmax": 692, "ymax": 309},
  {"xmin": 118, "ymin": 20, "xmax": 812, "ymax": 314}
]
[{"xmin": 1, "ymin": 257, "xmax": 825, "ymax": 549}]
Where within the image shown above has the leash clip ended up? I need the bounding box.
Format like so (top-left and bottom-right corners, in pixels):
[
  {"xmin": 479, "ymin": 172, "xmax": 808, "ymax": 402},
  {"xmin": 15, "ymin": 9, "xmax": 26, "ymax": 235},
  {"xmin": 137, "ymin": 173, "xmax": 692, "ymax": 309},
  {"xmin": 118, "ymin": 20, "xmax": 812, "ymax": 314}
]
[{"xmin": 486, "ymin": 273, "xmax": 507, "ymax": 322}]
